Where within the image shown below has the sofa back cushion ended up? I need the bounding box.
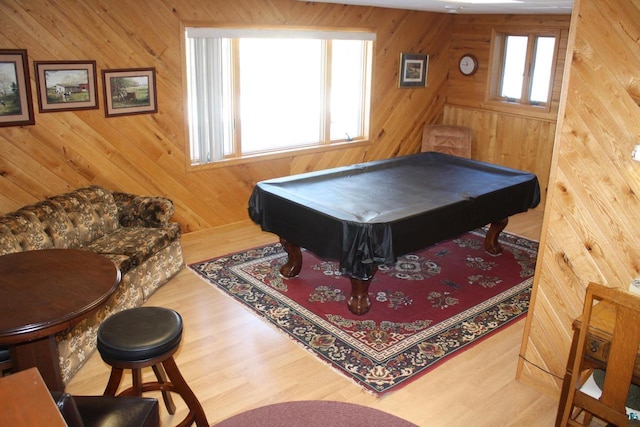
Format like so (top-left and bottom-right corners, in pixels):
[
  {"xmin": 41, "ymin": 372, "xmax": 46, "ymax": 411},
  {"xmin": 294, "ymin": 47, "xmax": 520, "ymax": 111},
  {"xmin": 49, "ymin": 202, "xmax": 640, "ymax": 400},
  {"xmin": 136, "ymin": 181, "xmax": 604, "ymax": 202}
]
[
  {"xmin": 0, "ymin": 209, "xmax": 56, "ymax": 255},
  {"xmin": 0, "ymin": 186, "xmax": 119, "ymax": 255},
  {"xmin": 47, "ymin": 186, "xmax": 119, "ymax": 245}
]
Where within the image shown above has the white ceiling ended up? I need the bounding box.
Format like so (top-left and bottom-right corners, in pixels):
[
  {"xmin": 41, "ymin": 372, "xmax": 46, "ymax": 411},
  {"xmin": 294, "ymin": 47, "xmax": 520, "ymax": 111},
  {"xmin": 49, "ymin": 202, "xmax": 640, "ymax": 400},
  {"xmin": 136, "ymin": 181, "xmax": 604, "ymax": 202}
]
[{"xmin": 302, "ymin": 0, "xmax": 573, "ymax": 14}]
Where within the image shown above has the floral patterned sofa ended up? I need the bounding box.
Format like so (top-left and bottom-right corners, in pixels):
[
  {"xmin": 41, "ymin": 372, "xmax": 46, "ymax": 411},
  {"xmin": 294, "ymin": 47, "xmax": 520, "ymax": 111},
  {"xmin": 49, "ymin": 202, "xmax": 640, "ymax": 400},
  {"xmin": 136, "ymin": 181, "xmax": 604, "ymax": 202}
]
[{"xmin": 0, "ymin": 185, "xmax": 184, "ymax": 384}]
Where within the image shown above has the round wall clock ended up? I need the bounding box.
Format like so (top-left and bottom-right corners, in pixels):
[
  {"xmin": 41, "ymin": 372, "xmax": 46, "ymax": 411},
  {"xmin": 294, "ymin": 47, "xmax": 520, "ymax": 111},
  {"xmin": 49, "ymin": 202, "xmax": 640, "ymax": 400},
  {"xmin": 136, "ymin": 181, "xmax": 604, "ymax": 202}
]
[{"xmin": 459, "ymin": 54, "xmax": 478, "ymax": 76}]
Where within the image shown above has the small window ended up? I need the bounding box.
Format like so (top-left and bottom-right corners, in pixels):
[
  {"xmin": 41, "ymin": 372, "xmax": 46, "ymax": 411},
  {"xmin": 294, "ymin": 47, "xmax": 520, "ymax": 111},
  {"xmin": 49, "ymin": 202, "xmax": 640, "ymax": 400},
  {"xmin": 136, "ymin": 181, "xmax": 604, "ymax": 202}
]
[
  {"xmin": 490, "ymin": 31, "xmax": 558, "ymax": 109},
  {"xmin": 184, "ymin": 27, "xmax": 375, "ymax": 166}
]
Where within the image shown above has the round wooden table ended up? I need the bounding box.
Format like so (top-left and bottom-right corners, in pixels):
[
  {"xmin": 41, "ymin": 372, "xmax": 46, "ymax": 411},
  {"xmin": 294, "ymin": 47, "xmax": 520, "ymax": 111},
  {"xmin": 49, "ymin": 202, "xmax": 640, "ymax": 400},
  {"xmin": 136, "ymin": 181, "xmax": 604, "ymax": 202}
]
[{"xmin": 0, "ymin": 249, "xmax": 120, "ymax": 390}]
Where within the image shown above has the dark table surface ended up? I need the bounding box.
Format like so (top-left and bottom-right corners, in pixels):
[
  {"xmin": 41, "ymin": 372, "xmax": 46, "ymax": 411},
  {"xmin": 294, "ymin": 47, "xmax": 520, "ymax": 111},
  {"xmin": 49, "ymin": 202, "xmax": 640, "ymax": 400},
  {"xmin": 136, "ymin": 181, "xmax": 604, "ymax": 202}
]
[
  {"xmin": 249, "ymin": 152, "xmax": 540, "ymax": 279},
  {"xmin": 0, "ymin": 249, "xmax": 120, "ymax": 389}
]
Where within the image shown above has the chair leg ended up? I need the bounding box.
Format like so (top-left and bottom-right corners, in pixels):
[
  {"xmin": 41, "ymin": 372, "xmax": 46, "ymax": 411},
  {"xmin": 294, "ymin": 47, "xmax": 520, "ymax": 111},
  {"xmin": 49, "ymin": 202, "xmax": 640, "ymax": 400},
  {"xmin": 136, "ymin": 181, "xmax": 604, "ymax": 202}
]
[
  {"xmin": 103, "ymin": 367, "xmax": 123, "ymax": 396},
  {"xmin": 132, "ymin": 368, "xmax": 143, "ymax": 396},
  {"xmin": 162, "ymin": 357, "xmax": 208, "ymax": 427},
  {"xmin": 152, "ymin": 363, "xmax": 177, "ymax": 414}
]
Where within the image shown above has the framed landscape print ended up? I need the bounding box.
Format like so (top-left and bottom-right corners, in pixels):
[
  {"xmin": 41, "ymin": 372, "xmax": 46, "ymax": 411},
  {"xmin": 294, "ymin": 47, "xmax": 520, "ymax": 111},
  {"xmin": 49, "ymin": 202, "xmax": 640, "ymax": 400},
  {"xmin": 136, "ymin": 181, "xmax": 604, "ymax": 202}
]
[
  {"xmin": 102, "ymin": 68, "xmax": 157, "ymax": 117},
  {"xmin": 0, "ymin": 49, "xmax": 35, "ymax": 126},
  {"xmin": 34, "ymin": 60, "xmax": 98, "ymax": 112},
  {"xmin": 398, "ymin": 52, "xmax": 429, "ymax": 88}
]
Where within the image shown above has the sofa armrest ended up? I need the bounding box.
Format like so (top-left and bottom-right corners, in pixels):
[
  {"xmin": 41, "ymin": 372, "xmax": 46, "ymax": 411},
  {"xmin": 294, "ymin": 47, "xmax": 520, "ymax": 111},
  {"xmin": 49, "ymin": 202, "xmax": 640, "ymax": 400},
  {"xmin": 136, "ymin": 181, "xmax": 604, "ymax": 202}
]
[{"xmin": 112, "ymin": 192, "xmax": 175, "ymax": 228}]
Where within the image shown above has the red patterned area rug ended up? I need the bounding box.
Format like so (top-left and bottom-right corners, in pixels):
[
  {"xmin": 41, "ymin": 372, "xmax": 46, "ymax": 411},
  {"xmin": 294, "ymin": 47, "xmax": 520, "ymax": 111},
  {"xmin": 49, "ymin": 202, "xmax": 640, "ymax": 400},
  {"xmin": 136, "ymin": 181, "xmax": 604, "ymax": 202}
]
[{"xmin": 189, "ymin": 228, "xmax": 537, "ymax": 395}]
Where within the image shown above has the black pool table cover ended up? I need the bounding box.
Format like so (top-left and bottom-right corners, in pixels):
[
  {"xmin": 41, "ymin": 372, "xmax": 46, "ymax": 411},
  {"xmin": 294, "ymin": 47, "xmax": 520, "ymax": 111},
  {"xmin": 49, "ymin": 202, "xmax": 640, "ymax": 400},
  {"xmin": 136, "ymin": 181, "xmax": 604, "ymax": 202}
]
[{"xmin": 248, "ymin": 152, "xmax": 540, "ymax": 280}]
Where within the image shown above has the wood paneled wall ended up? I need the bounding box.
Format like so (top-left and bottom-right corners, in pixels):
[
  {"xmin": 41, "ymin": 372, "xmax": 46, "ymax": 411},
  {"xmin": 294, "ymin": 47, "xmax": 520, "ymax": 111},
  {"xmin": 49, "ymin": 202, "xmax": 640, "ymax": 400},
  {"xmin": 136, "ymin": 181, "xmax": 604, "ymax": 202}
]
[
  {"xmin": 444, "ymin": 14, "xmax": 571, "ymax": 209},
  {"xmin": 518, "ymin": 0, "xmax": 640, "ymax": 396},
  {"xmin": 0, "ymin": 0, "xmax": 452, "ymax": 232},
  {"xmin": 7, "ymin": 0, "xmax": 622, "ymax": 401}
]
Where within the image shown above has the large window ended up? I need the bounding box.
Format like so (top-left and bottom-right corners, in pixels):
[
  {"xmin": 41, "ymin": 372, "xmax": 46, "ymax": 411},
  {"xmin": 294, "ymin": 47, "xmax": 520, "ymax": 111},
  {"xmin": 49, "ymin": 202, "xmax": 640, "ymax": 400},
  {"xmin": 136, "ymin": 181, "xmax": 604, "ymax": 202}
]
[
  {"xmin": 490, "ymin": 31, "xmax": 558, "ymax": 109},
  {"xmin": 184, "ymin": 27, "xmax": 374, "ymax": 166}
]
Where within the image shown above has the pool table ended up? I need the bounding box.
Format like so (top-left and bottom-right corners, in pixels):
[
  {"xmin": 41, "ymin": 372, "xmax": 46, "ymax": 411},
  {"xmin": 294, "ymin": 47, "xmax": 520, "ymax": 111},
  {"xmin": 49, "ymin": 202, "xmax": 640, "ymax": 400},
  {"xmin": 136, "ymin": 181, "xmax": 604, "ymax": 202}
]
[{"xmin": 248, "ymin": 152, "xmax": 540, "ymax": 315}]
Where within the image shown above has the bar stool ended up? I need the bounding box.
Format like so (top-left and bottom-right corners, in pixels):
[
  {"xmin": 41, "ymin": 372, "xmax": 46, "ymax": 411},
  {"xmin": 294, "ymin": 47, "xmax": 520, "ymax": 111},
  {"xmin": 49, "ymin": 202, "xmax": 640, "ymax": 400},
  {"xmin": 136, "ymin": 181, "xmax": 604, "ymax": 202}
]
[{"xmin": 97, "ymin": 307, "xmax": 208, "ymax": 427}]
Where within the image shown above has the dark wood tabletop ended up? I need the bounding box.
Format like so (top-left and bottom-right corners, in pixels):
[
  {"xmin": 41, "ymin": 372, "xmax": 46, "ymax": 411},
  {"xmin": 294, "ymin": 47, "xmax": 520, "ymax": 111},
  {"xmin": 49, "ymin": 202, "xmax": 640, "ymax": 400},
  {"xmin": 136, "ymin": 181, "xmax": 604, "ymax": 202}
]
[{"xmin": 0, "ymin": 249, "xmax": 120, "ymax": 390}]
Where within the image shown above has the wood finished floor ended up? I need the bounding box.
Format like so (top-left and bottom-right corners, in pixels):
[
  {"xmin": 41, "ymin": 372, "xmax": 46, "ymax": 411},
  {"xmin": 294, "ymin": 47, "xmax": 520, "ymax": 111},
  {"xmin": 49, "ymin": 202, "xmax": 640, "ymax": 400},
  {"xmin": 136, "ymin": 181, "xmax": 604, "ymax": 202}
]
[{"xmin": 65, "ymin": 209, "xmax": 559, "ymax": 426}]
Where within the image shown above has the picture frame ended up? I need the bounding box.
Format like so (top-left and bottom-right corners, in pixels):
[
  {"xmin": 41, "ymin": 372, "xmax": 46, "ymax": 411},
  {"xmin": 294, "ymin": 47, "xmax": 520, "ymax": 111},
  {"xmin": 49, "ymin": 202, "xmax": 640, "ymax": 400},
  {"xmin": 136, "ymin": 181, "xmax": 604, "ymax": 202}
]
[
  {"xmin": 398, "ymin": 53, "xmax": 429, "ymax": 88},
  {"xmin": 34, "ymin": 60, "xmax": 98, "ymax": 112},
  {"xmin": 0, "ymin": 49, "xmax": 35, "ymax": 127},
  {"xmin": 102, "ymin": 68, "xmax": 157, "ymax": 117}
]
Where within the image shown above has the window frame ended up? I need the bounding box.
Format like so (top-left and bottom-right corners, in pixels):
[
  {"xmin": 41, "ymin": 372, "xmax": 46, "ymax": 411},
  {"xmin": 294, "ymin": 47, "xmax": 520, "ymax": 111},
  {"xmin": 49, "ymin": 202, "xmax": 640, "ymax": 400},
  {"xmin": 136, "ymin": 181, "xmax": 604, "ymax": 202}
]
[
  {"xmin": 181, "ymin": 25, "xmax": 375, "ymax": 170},
  {"xmin": 487, "ymin": 28, "xmax": 560, "ymax": 113}
]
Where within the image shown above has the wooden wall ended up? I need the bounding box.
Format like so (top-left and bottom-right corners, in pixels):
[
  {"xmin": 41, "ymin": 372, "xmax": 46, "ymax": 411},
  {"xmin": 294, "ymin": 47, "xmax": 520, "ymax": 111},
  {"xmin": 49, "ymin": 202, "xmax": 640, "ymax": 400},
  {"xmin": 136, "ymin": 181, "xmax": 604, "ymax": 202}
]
[
  {"xmin": 0, "ymin": 0, "xmax": 452, "ymax": 232},
  {"xmin": 518, "ymin": 0, "xmax": 640, "ymax": 396},
  {"xmin": 444, "ymin": 14, "xmax": 572, "ymax": 209},
  {"xmin": 7, "ymin": 0, "xmax": 625, "ymax": 401}
]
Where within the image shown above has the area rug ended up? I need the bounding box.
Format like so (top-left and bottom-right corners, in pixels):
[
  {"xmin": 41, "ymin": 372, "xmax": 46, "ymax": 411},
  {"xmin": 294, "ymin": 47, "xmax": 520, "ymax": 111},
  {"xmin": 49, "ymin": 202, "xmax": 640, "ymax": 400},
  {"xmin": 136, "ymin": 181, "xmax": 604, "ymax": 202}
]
[{"xmin": 189, "ymin": 228, "xmax": 538, "ymax": 395}]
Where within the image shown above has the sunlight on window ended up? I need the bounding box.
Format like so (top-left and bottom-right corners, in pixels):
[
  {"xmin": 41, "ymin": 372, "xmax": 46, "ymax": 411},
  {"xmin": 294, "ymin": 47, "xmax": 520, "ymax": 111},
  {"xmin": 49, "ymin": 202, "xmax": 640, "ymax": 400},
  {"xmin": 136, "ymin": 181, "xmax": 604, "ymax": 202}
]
[
  {"xmin": 185, "ymin": 27, "xmax": 374, "ymax": 165},
  {"xmin": 500, "ymin": 35, "xmax": 527, "ymax": 100},
  {"xmin": 240, "ymin": 39, "xmax": 322, "ymax": 153},
  {"xmin": 330, "ymin": 40, "xmax": 365, "ymax": 141},
  {"xmin": 530, "ymin": 36, "xmax": 556, "ymax": 103}
]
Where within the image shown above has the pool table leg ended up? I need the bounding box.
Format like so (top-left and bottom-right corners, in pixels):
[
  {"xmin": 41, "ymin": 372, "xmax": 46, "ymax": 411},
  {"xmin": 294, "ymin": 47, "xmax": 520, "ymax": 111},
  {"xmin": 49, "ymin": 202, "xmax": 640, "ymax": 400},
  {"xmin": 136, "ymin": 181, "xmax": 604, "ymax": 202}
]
[
  {"xmin": 348, "ymin": 266, "xmax": 378, "ymax": 315},
  {"xmin": 485, "ymin": 217, "xmax": 508, "ymax": 255},
  {"xmin": 279, "ymin": 237, "xmax": 302, "ymax": 278},
  {"xmin": 348, "ymin": 278, "xmax": 372, "ymax": 315}
]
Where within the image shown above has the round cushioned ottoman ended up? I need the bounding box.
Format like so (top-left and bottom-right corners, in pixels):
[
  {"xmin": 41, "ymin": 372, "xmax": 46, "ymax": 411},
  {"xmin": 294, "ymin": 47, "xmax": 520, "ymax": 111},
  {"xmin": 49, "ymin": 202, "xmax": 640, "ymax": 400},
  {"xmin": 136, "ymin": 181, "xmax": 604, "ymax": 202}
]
[{"xmin": 216, "ymin": 401, "xmax": 418, "ymax": 427}]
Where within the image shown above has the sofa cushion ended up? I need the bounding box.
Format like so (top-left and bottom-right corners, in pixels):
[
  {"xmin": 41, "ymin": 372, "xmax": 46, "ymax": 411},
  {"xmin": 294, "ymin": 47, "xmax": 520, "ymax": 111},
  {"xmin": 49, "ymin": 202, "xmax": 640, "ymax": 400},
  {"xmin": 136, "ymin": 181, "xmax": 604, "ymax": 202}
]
[
  {"xmin": 47, "ymin": 186, "xmax": 119, "ymax": 245},
  {"xmin": 112, "ymin": 193, "xmax": 175, "ymax": 228},
  {"xmin": 82, "ymin": 223, "xmax": 181, "ymax": 274},
  {"xmin": 0, "ymin": 186, "xmax": 120, "ymax": 254},
  {"xmin": 0, "ymin": 211, "xmax": 55, "ymax": 254}
]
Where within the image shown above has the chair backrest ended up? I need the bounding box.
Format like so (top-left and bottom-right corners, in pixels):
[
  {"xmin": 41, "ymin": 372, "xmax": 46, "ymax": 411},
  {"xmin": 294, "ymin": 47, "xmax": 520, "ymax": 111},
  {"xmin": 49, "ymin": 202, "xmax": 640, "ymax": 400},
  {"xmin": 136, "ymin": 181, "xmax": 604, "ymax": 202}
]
[
  {"xmin": 421, "ymin": 125, "xmax": 472, "ymax": 158},
  {"xmin": 559, "ymin": 282, "xmax": 640, "ymax": 426}
]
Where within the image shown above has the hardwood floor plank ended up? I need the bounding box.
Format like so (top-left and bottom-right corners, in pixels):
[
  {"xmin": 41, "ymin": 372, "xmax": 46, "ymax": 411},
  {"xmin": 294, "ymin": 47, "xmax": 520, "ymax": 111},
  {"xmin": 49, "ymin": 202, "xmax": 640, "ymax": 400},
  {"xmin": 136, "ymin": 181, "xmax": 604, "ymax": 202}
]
[{"xmin": 65, "ymin": 209, "xmax": 558, "ymax": 426}]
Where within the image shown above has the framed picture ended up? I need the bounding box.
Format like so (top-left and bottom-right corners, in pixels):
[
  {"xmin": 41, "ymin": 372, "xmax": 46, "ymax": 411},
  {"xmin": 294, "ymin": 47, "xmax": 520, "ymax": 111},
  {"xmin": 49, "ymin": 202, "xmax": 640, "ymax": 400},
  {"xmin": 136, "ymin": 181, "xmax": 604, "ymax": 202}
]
[
  {"xmin": 0, "ymin": 49, "xmax": 35, "ymax": 127},
  {"xmin": 34, "ymin": 60, "xmax": 98, "ymax": 112},
  {"xmin": 102, "ymin": 68, "xmax": 157, "ymax": 117},
  {"xmin": 398, "ymin": 53, "xmax": 429, "ymax": 88}
]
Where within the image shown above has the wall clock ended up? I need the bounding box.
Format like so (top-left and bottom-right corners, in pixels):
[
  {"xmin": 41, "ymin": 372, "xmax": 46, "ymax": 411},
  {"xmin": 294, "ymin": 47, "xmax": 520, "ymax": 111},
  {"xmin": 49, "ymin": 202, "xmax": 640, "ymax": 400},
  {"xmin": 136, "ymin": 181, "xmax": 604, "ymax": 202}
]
[{"xmin": 459, "ymin": 54, "xmax": 478, "ymax": 76}]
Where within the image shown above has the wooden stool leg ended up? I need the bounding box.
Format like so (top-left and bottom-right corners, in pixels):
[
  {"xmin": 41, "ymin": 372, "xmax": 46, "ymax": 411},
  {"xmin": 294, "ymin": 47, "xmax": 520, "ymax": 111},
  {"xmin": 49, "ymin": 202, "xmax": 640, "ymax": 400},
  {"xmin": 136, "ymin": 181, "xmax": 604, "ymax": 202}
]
[
  {"xmin": 162, "ymin": 357, "xmax": 208, "ymax": 427},
  {"xmin": 152, "ymin": 363, "xmax": 177, "ymax": 414},
  {"xmin": 103, "ymin": 367, "xmax": 123, "ymax": 396},
  {"xmin": 132, "ymin": 368, "xmax": 143, "ymax": 396}
]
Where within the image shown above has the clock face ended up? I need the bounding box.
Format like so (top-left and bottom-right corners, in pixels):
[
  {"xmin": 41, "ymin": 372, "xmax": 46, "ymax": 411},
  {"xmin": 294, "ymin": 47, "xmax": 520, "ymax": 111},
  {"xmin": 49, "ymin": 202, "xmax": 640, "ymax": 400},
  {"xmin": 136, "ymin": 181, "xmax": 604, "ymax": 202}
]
[{"xmin": 459, "ymin": 54, "xmax": 478, "ymax": 76}]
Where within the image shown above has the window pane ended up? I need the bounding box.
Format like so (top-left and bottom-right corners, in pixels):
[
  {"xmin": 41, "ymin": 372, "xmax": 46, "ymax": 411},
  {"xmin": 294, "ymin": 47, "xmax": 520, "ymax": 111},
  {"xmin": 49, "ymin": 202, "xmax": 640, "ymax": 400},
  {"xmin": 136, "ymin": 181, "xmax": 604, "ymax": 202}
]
[
  {"xmin": 185, "ymin": 28, "xmax": 374, "ymax": 165},
  {"xmin": 530, "ymin": 36, "xmax": 556, "ymax": 103},
  {"xmin": 239, "ymin": 38, "xmax": 322, "ymax": 153},
  {"xmin": 500, "ymin": 35, "xmax": 527, "ymax": 100},
  {"xmin": 330, "ymin": 40, "xmax": 364, "ymax": 141}
]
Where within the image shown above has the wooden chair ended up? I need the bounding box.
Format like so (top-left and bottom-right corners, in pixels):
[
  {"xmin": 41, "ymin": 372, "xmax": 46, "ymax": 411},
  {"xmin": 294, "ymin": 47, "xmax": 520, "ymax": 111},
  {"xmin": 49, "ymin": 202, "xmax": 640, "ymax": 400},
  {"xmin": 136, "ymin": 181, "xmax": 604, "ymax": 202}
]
[
  {"xmin": 421, "ymin": 124, "xmax": 472, "ymax": 158},
  {"xmin": 556, "ymin": 282, "xmax": 640, "ymax": 426}
]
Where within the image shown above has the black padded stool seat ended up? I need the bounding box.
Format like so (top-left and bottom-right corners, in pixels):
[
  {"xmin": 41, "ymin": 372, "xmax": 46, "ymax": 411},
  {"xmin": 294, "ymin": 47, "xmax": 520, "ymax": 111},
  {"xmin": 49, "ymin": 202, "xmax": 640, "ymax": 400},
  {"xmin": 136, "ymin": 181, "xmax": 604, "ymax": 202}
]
[
  {"xmin": 97, "ymin": 307, "xmax": 208, "ymax": 427},
  {"xmin": 98, "ymin": 307, "xmax": 182, "ymax": 361}
]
